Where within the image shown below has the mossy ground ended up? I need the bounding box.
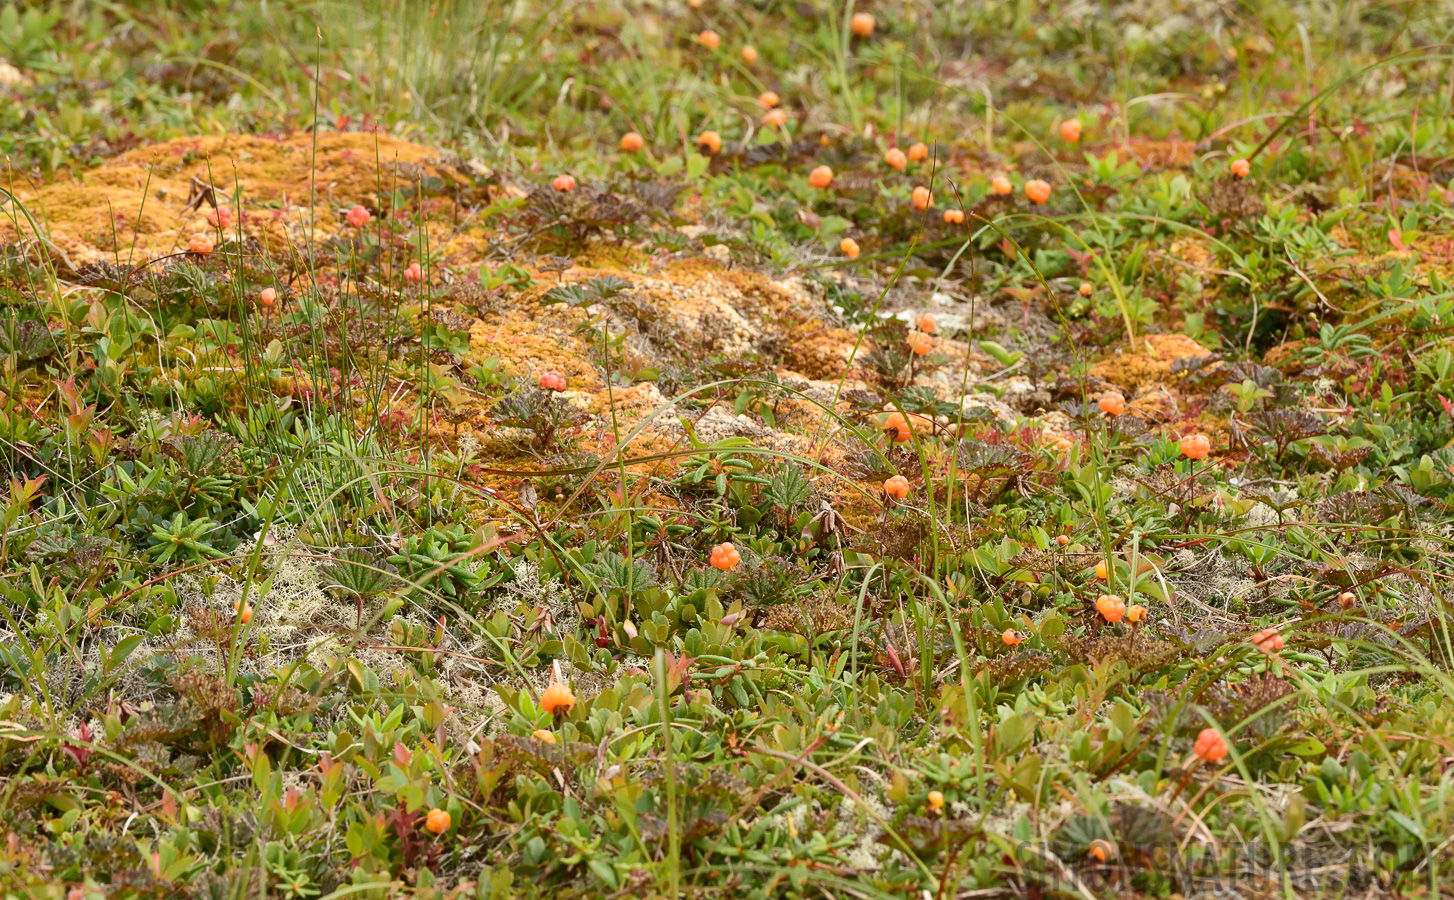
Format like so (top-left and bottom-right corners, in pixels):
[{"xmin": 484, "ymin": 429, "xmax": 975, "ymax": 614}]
[{"xmin": 0, "ymin": 2, "xmax": 1453, "ymax": 898}]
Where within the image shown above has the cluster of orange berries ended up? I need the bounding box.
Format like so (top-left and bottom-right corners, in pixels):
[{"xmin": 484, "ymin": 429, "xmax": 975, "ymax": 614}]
[
  {"xmin": 539, "ymin": 371, "xmax": 567, "ymax": 392},
  {"xmin": 882, "ymin": 411, "xmax": 913, "ymax": 442},
  {"xmin": 1250, "ymin": 627, "xmax": 1284, "ymax": 654},
  {"xmin": 1094, "ymin": 593, "xmax": 1147, "ymax": 625},
  {"xmin": 189, "ymin": 205, "xmax": 241, "ymax": 254},
  {"xmin": 883, "ymin": 474, "xmax": 910, "ymax": 500},
  {"xmin": 1193, "ymin": 728, "xmax": 1228, "ymax": 762},
  {"xmin": 1094, "ymin": 594, "xmax": 1126, "ymax": 622},
  {"xmin": 883, "ymin": 142, "xmax": 929, "ymax": 172},
  {"xmin": 425, "ymin": 808, "xmax": 451, "ymax": 835},
  {"xmin": 420, "ymin": 680, "xmax": 575, "ymax": 837},
  {"xmin": 907, "ymin": 313, "xmax": 935, "ymax": 353},
  {"xmin": 710, "ymin": 542, "xmax": 741, "ymax": 570},
  {"xmin": 1180, "ymin": 433, "xmax": 1212, "ymax": 460},
  {"xmin": 541, "ymin": 681, "xmax": 575, "ymax": 716},
  {"xmin": 1098, "ymin": 391, "xmax": 1126, "ymax": 416},
  {"xmin": 759, "ymin": 92, "xmax": 787, "ymax": 129}
]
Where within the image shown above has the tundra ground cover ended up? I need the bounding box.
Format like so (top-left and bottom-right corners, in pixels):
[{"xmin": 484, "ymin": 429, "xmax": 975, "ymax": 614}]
[{"xmin": 2, "ymin": 1, "xmax": 1454, "ymax": 897}]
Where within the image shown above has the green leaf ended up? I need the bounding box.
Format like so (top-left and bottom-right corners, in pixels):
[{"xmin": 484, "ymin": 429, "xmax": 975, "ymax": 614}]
[
  {"xmin": 765, "ymin": 462, "xmax": 812, "ymax": 511},
  {"xmin": 976, "ymin": 340, "xmax": 1023, "ymax": 368},
  {"xmin": 105, "ymin": 634, "xmax": 146, "ymax": 674},
  {"xmin": 1388, "ymin": 811, "xmax": 1423, "ymax": 841},
  {"xmin": 1285, "ymin": 737, "xmax": 1326, "ymax": 758}
]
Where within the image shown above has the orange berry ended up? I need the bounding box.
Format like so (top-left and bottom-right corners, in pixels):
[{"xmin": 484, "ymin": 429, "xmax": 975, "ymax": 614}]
[
  {"xmin": 1251, "ymin": 628, "xmax": 1284, "ymax": 654},
  {"xmin": 741, "ymin": 45, "xmax": 758, "ymax": 63},
  {"xmin": 927, "ymin": 790, "xmax": 944, "ymax": 810},
  {"xmin": 1125, "ymin": 604, "xmax": 1147, "ymax": 624},
  {"xmin": 1024, "ymin": 179, "xmax": 1052, "ymax": 204},
  {"xmin": 1089, "ymin": 839, "xmax": 1113, "ymax": 862},
  {"xmin": 532, "ymin": 729, "xmax": 557, "ymax": 744},
  {"xmin": 552, "ymin": 173, "xmax": 576, "ymax": 192},
  {"xmin": 425, "ymin": 808, "xmax": 451, "ymax": 834},
  {"xmin": 259, "ymin": 287, "xmax": 277, "ymax": 307},
  {"xmin": 620, "ymin": 131, "xmax": 645, "ymax": 152},
  {"xmin": 762, "ymin": 109, "xmax": 787, "ymax": 128},
  {"xmin": 1059, "ymin": 119, "xmax": 1083, "ymax": 143},
  {"xmin": 1096, "ymin": 594, "xmax": 1126, "ymax": 623},
  {"xmin": 541, "ymin": 681, "xmax": 576, "ymax": 716},
  {"xmin": 907, "ymin": 331, "xmax": 932, "ymax": 355},
  {"xmin": 943, "ymin": 208, "xmax": 964, "ymax": 225},
  {"xmin": 849, "ymin": 12, "xmax": 875, "ymax": 37},
  {"xmin": 758, "ymin": 91, "xmax": 781, "ymax": 109},
  {"xmin": 1338, "ymin": 591, "xmax": 1356, "ymax": 610},
  {"xmin": 1094, "ymin": 559, "xmax": 1109, "ymax": 580},
  {"xmin": 697, "ymin": 131, "xmax": 722, "ymax": 154},
  {"xmin": 884, "ymin": 148, "xmax": 907, "ymax": 171},
  {"xmin": 911, "ymin": 186, "xmax": 931, "ymax": 210},
  {"xmin": 1055, "ymin": 534, "xmax": 1069, "ymax": 546},
  {"xmin": 1230, "ymin": 158, "xmax": 1250, "ymax": 179},
  {"xmin": 907, "ymin": 142, "xmax": 929, "ymax": 163},
  {"xmin": 1180, "ymin": 433, "xmax": 1211, "ymax": 460},
  {"xmin": 1079, "ymin": 281, "xmax": 1093, "ymax": 296},
  {"xmin": 698, "ymin": 30, "xmax": 721, "ymax": 50},
  {"xmin": 882, "ymin": 412, "xmax": 912, "ymax": 443},
  {"xmin": 346, "ymin": 204, "xmax": 371, "ymax": 228},
  {"xmin": 884, "ymin": 475, "xmax": 910, "ymax": 499},
  {"xmin": 839, "ymin": 237, "xmax": 860, "ymax": 259},
  {"xmin": 233, "ymin": 600, "xmax": 253, "ymax": 624},
  {"xmin": 539, "ymin": 371, "xmax": 567, "ymax": 392},
  {"xmin": 1193, "ymin": 727, "xmax": 1228, "ymax": 762},
  {"xmin": 1001, "ymin": 629, "xmax": 1022, "ymax": 646},
  {"xmin": 1098, "ymin": 391, "xmax": 1126, "ymax": 416},
  {"xmin": 403, "ymin": 262, "xmax": 423, "ymax": 283},
  {"xmin": 990, "ymin": 175, "xmax": 1012, "ymax": 195},
  {"xmin": 187, "ymin": 233, "xmax": 213, "ymax": 255},
  {"xmin": 916, "ymin": 313, "xmax": 936, "ymax": 333},
  {"xmin": 207, "ymin": 206, "xmax": 234, "ymax": 228},
  {"xmin": 808, "ymin": 165, "xmax": 835, "ymax": 189},
  {"xmin": 710, "ymin": 542, "xmax": 741, "ymax": 571}
]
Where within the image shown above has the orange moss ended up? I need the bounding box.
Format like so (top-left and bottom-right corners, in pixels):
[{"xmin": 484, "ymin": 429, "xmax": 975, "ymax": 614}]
[
  {"xmin": 1088, "ymin": 333, "xmax": 1210, "ymax": 393},
  {"xmin": 1117, "ymin": 139, "xmax": 1196, "ymax": 170},
  {"xmin": 466, "ymin": 298, "xmax": 597, "ymax": 385},
  {"xmin": 2, "ymin": 132, "xmax": 469, "ymax": 266}
]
